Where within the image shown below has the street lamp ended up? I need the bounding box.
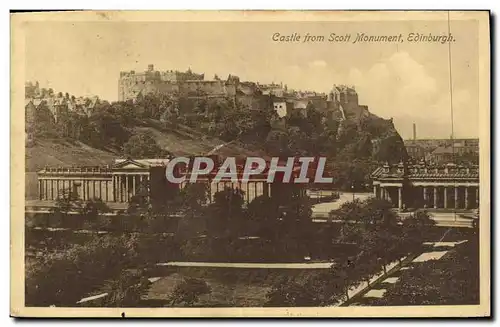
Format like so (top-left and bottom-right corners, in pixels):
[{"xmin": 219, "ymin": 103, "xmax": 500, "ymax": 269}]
[{"xmin": 351, "ymin": 183, "xmax": 355, "ymax": 202}]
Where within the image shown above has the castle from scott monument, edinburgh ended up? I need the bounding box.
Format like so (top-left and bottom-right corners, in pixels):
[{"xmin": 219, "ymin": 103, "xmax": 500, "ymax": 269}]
[{"xmin": 117, "ymin": 64, "xmax": 366, "ymax": 119}]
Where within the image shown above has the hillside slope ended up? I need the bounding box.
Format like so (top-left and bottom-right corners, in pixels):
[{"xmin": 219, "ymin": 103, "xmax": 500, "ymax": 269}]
[
  {"xmin": 25, "ymin": 139, "xmax": 118, "ymax": 171},
  {"xmin": 25, "ymin": 120, "xmax": 268, "ymax": 172}
]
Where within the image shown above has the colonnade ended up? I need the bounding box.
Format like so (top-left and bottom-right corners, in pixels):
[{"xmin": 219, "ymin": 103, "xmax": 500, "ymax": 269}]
[
  {"xmin": 179, "ymin": 179, "xmax": 271, "ymax": 205},
  {"xmin": 38, "ymin": 173, "xmax": 150, "ymax": 203},
  {"xmin": 373, "ymin": 184, "xmax": 480, "ymax": 210},
  {"xmin": 38, "ymin": 178, "xmax": 113, "ymax": 201},
  {"xmin": 112, "ymin": 173, "xmax": 149, "ymax": 203}
]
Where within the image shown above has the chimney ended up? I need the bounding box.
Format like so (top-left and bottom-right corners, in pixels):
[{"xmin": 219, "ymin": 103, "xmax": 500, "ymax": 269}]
[
  {"xmin": 413, "ymin": 123, "xmax": 417, "ymax": 141},
  {"xmin": 148, "ymin": 64, "xmax": 154, "ymax": 72}
]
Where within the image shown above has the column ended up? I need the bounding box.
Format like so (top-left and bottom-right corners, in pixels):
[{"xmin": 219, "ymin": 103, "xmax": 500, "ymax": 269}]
[
  {"xmin": 373, "ymin": 185, "xmax": 378, "ymax": 198},
  {"xmin": 132, "ymin": 175, "xmax": 136, "ymax": 196},
  {"xmin": 248, "ymin": 181, "xmax": 255, "ymax": 202},
  {"xmin": 139, "ymin": 175, "xmax": 144, "ymax": 191},
  {"xmin": 256, "ymin": 182, "xmax": 263, "ymax": 197},
  {"xmin": 433, "ymin": 187, "xmax": 438, "ymax": 208},
  {"xmin": 117, "ymin": 175, "xmax": 121, "ymax": 202},
  {"xmin": 92, "ymin": 181, "xmax": 96, "ymax": 200},
  {"xmin": 475, "ymin": 187, "xmax": 479, "ymax": 208},
  {"xmin": 112, "ymin": 176, "xmax": 117, "ymax": 202},
  {"xmin": 120, "ymin": 175, "xmax": 124, "ymax": 202},
  {"xmin": 105, "ymin": 180, "xmax": 109, "ymax": 202},
  {"xmin": 464, "ymin": 187, "xmax": 469, "ymax": 209},
  {"xmin": 38, "ymin": 180, "xmax": 42, "ymax": 200},
  {"xmin": 124, "ymin": 175, "xmax": 129, "ymax": 202},
  {"xmin": 398, "ymin": 187, "xmax": 402, "ymax": 209},
  {"xmin": 115, "ymin": 176, "xmax": 119, "ymax": 202},
  {"xmin": 52, "ymin": 180, "xmax": 56, "ymax": 200},
  {"xmin": 443, "ymin": 187, "xmax": 448, "ymax": 209},
  {"xmin": 44, "ymin": 180, "xmax": 48, "ymax": 200},
  {"xmin": 423, "ymin": 186, "xmax": 428, "ymax": 203},
  {"xmin": 454, "ymin": 187, "xmax": 459, "ymax": 209},
  {"xmin": 48, "ymin": 180, "xmax": 51, "ymax": 200}
]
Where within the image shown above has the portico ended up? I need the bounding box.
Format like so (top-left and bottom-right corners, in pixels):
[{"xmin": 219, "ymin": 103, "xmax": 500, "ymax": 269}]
[
  {"xmin": 36, "ymin": 158, "xmax": 296, "ymax": 206},
  {"xmin": 36, "ymin": 158, "xmax": 168, "ymax": 203},
  {"xmin": 371, "ymin": 163, "xmax": 479, "ymax": 210}
]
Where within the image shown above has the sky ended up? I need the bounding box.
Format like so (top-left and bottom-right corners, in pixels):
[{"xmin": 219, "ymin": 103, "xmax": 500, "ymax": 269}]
[{"xmin": 24, "ymin": 19, "xmax": 479, "ymax": 139}]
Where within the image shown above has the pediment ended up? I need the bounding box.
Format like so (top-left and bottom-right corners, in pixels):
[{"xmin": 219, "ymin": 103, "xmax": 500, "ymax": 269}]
[{"xmin": 113, "ymin": 159, "xmax": 148, "ymax": 169}]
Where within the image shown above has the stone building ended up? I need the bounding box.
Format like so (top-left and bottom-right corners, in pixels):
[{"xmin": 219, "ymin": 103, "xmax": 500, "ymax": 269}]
[
  {"xmin": 36, "ymin": 159, "xmax": 169, "ymax": 204},
  {"xmin": 25, "ymin": 82, "xmax": 100, "ymax": 122},
  {"xmin": 328, "ymin": 84, "xmax": 359, "ymax": 109},
  {"xmin": 371, "ymin": 162, "xmax": 479, "ymax": 210},
  {"xmin": 35, "ymin": 158, "xmax": 306, "ymax": 210},
  {"xmin": 118, "ymin": 65, "xmax": 237, "ymax": 102},
  {"xmin": 404, "ymin": 138, "xmax": 479, "ymax": 164}
]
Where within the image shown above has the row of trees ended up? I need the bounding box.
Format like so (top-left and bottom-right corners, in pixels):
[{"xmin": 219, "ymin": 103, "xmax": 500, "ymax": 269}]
[
  {"xmin": 26, "ymin": 230, "xmax": 214, "ymax": 307},
  {"xmin": 264, "ymin": 199, "xmax": 437, "ymax": 306},
  {"xmin": 25, "ymin": 234, "xmax": 144, "ymax": 306},
  {"xmin": 28, "ymin": 182, "xmax": 442, "ymax": 307},
  {"xmin": 372, "ymin": 234, "xmax": 479, "ymax": 306}
]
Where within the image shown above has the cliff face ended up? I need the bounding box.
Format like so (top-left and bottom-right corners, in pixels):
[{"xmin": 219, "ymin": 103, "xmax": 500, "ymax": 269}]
[{"xmin": 334, "ymin": 104, "xmax": 408, "ymax": 164}]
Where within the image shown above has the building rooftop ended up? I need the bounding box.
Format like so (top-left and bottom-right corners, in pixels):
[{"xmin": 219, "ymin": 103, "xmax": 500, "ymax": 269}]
[
  {"xmin": 432, "ymin": 146, "xmax": 455, "ymax": 154},
  {"xmin": 371, "ymin": 162, "xmax": 479, "ymax": 180},
  {"xmin": 114, "ymin": 158, "xmax": 171, "ymax": 167}
]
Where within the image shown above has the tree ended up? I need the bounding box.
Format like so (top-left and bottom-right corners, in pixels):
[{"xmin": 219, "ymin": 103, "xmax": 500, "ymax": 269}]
[
  {"xmin": 246, "ymin": 195, "xmax": 279, "ymax": 238},
  {"xmin": 374, "ymin": 237, "xmax": 479, "ymax": 306},
  {"xmin": 85, "ymin": 108, "xmax": 130, "ymax": 149},
  {"xmin": 206, "ymin": 187, "xmax": 245, "ymax": 235},
  {"xmin": 49, "ymin": 187, "xmax": 85, "ymax": 227},
  {"xmin": 30, "ymin": 101, "xmax": 57, "ymax": 138},
  {"xmin": 174, "ymin": 183, "xmax": 210, "ymax": 238},
  {"xmin": 101, "ymin": 271, "xmax": 151, "ymax": 307},
  {"xmin": 25, "ymin": 234, "xmax": 142, "ymax": 306},
  {"xmin": 81, "ymin": 198, "xmax": 112, "ymax": 230},
  {"xmin": 265, "ymin": 279, "xmax": 318, "ymax": 307},
  {"xmin": 168, "ymin": 278, "xmax": 211, "ymax": 306},
  {"xmin": 332, "ymin": 197, "xmax": 402, "ymax": 273},
  {"xmin": 122, "ymin": 131, "xmax": 170, "ymax": 158},
  {"xmin": 400, "ymin": 210, "xmax": 436, "ymax": 254}
]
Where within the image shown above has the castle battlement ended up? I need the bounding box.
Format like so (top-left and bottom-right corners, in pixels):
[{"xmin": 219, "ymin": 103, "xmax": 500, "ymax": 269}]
[{"xmin": 118, "ymin": 65, "xmax": 238, "ymax": 101}]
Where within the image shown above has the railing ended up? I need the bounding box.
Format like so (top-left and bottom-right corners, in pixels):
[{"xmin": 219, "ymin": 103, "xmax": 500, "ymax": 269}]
[{"xmin": 40, "ymin": 167, "xmax": 113, "ymax": 175}]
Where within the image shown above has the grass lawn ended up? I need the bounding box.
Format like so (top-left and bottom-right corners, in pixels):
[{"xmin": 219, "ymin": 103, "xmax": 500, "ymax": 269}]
[{"xmin": 146, "ymin": 272, "xmax": 272, "ymax": 307}]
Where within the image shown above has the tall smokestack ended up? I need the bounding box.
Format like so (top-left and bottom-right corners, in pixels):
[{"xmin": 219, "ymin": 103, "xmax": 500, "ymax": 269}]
[{"xmin": 413, "ymin": 123, "xmax": 417, "ymax": 141}]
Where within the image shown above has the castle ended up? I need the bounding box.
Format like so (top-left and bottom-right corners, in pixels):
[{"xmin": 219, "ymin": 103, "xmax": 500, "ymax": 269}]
[
  {"xmin": 25, "ymin": 66, "xmax": 372, "ymax": 139},
  {"xmin": 117, "ymin": 65, "xmax": 369, "ymax": 121},
  {"xmin": 118, "ymin": 64, "xmax": 237, "ymax": 101}
]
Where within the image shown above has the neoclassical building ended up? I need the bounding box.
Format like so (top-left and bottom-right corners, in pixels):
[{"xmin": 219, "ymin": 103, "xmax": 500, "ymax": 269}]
[
  {"xmin": 371, "ymin": 162, "xmax": 479, "ymax": 210},
  {"xmin": 36, "ymin": 159, "xmax": 168, "ymax": 203},
  {"xmin": 35, "ymin": 158, "xmax": 303, "ymax": 208}
]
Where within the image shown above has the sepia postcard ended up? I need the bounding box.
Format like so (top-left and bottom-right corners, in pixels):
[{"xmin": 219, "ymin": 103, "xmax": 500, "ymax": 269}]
[{"xmin": 10, "ymin": 10, "xmax": 490, "ymax": 318}]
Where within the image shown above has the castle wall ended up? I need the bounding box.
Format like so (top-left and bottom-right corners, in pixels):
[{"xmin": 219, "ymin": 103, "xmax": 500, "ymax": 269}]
[{"xmin": 118, "ymin": 67, "xmax": 236, "ymax": 101}]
